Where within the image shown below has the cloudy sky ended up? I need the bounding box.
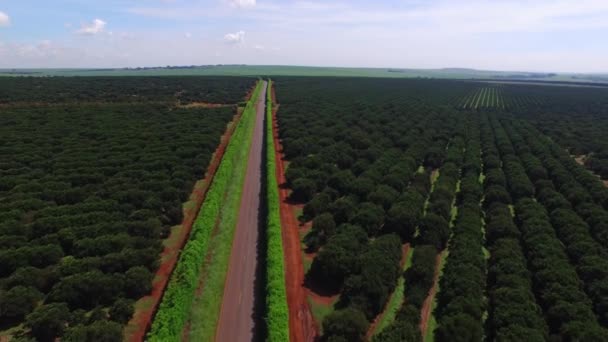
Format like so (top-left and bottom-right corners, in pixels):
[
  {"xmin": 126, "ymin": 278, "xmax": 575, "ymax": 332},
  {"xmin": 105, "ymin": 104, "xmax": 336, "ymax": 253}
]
[{"xmin": 0, "ymin": 0, "xmax": 607, "ymax": 72}]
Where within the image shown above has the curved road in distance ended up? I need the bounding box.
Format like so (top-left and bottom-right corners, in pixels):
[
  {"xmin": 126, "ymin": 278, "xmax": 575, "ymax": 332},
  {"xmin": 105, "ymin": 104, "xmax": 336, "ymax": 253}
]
[{"xmin": 215, "ymin": 81, "xmax": 267, "ymax": 342}]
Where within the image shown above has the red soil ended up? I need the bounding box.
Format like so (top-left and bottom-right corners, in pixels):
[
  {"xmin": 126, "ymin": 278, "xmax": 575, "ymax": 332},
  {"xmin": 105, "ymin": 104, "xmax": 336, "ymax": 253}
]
[
  {"xmin": 127, "ymin": 86, "xmax": 255, "ymax": 342},
  {"xmin": 419, "ymin": 250, "xmax": 446, "ymax": 337},
  {"xmin": 366, "ymin": 244, "xmax": 411, "ymax": 338},
  {"xmin": 272, "ymin": 90, "xmax": 318, "ymax": 342}
]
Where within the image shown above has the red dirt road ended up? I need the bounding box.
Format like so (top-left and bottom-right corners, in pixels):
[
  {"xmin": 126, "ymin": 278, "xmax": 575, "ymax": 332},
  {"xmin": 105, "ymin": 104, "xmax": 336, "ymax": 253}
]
[
  {"xmin": 272, "ymin": 92, "xmax": 317, "ymax": 342},
  {"xmin": 215, "ymin": 81, "xmax": 267, "ymax": 342}
]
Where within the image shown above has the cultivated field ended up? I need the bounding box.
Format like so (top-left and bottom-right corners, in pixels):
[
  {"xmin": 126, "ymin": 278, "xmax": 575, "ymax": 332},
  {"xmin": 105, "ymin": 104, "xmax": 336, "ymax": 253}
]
[
  {"xmin": 2, "ymin": 75, "xmax": 608, "ymax": 342},
  {"xmin": 0, "ymin": 76, "xmax": 256, "ymax": 341},
  {"xmin": 272, "ymin": 77, "xmax": 608, "ymax": 341}
]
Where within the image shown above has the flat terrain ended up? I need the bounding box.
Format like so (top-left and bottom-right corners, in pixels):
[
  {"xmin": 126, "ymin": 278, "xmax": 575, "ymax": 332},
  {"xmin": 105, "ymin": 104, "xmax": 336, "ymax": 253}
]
[
  {"xmin": 2, "ymin": 65, "xmax": 608, "ymax": 84},
  {"xmin": 0, "ymin": 76, "xmax": 255, "ymax": 341},
  {"xmin": 273, "ymin": 77, "xmax": 608, "ymax": 341},
  {"xmin": 272, "ymin": 107, "xmax": 317, "ymax": 342},
  {"xmin": 215, "ymin": 81, "xmax": 267, "ymax": 341}
]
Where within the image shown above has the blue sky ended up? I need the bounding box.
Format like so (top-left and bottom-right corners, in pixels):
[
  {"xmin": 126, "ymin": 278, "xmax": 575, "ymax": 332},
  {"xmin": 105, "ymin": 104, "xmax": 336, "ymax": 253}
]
[{"xmin": 0, "ymin": 0, "xmax": 607, "ymax": 72}]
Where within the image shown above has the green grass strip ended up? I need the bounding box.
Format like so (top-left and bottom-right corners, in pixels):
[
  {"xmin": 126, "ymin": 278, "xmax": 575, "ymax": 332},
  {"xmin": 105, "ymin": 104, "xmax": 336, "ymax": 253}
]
[
  {"xmin": 187, "ymin": 80, "xmax": 261, "ymax": 341},
  {"xmin": 265, "ymin": 79, "xmax": 290, "ymax": 341},
  {"xmin": 373, "ymin": 246, "xmax": 415, "ymax": 336},
  {"xmin": 148, "ymin": 81, "xmax": 263, "ymax": 342}
]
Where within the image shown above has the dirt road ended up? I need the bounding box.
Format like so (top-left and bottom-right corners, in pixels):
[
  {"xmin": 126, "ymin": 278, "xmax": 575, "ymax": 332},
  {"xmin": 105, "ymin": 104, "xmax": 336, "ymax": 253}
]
[{"xmin": 215, "ymin": 81, "xmax": 267, "ymax": 342}]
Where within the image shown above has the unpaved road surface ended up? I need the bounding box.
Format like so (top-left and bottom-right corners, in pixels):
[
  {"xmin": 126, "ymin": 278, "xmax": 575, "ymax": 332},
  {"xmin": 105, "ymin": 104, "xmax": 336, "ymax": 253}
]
[{"xmin": 215, "ymin": 81, "xmax": 267, "ymax": 342}]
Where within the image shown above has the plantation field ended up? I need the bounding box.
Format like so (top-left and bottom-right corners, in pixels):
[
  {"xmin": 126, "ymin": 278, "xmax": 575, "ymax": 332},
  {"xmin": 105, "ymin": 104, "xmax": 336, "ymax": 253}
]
[
  {"xmin": 460, "ymin": 87, "xmax": 505, "ymax": 109},
  {"xmin": 149, "ymin": 81, "xmax": 263, "ymax": 341},
  {"xmin": 3, "ymin": 66, "xmax": 608, "ymax": 84},
  {"xmin": 3, "ymin": 74, "xmax": 608, "ymax": 342},
  {"xmin": 0, "ymin": 76, "xmax": 255, "ymax": 341},
  {"xmin": 272, "ymin": 77, "xmax": 608, "ymax": 341}
]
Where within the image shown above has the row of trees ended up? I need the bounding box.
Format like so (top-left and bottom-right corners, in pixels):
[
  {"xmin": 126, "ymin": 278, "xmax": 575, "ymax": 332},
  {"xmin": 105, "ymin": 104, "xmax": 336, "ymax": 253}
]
[
  {"xmin": 433, "ymin": 117, "xmax": 486, "ymax": 340},
  {"xmin": 515, "ymin": 199, "xmax": 607, "ymax": 338},
  {"xmin": 274, "ymin": 77, "xmax": 471, "ymax": 341},
  {"xmin": 0, "ymin": 76, "xmax": 255, "ymax": 104},
  {"xmin": 323, "ymin": 234, "xmax": 403, "ymax": 341},
  {"xmin": 501, "ymin": 82, "xmax": 608, "ymax": 179},
  {"xmin": 503, "ymin": 119, "xmax": 608, "ymax": 328},
  {"xmin": 274, "ymin": 78, "xmax": 608, "ymax": 341},
  {"xmin": 374, "ymin": 127, "xmax": 466, "ymax": 341},
  {"xmin": 479, "ymin": 114, "xmax": 548, "ymax": 340},
  {"xmin": 487, "ymin": 115, "xmax": 608, "ymax": 338}
]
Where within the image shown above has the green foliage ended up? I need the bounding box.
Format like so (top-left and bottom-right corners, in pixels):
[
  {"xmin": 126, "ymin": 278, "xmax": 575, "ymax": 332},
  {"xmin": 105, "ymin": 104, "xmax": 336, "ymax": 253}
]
[
  {"xmin": 434, "ymin": 122, "xmax": 486, "ymax": 339},
  {"xmin": 63, "ymin": 320, "xmax": 123, "ymax": 342},
  {"xmin": 322, "ymin": 308, "xmax": 369, "ymax": 342},
  {"xmin": 264, "ymin": 80, "xmax": 290, "ymax": 341},
  {"xmin": 109, "ymin": 298, "xmax": 135, "ymax": 324},
  {"xmin": 0, "ymin": 286, "xmax": 43, "ymax": 320},
  {"xmin": 0, "ymin": 76, "xmax": 254, "ymax": 104},
  {"xmin": 340, "ymin": 234, "xmax": 402, "ymax": 319},
  {"xmin": 24, "ymin": 303, "xmax": 71, "ymax": 342}
]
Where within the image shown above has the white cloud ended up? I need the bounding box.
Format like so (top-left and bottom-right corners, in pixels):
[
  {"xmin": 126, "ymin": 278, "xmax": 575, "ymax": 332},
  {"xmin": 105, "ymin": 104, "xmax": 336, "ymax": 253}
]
[
  {"xmin": 11, "ymin": 40, "xmax": 60, "ymax": 58},
  {"xmin": 0, "ymin": 11, "xmax": 10, "ymax": 27},
  {"xmin": 77, "ymin": 19, "xmax": 106, "ymax": 35},
  {"xmin": 185, "ymin": 32, "xmax": 192, "ymax": 38},
  {"xmin": 253, "ymin": 44, "xmax": 264, "ymax": 50},
  {"xmin": 227, "ymin": 0, "xmax": 256, "ymax": 9},
  {"xmin": 224, "ymin": 30, "xmax": 245, "ymax": 44}
]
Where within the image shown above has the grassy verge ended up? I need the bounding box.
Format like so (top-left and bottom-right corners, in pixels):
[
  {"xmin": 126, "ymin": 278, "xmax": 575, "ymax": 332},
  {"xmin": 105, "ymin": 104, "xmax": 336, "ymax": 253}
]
[
  {"xmin": 373, "ymin": 246, "xmax": 415, "ymax": 336},
  {"xmin": 148, "ymin": 81, "xmax": 263, "ymax": 341},
  {"xmin": 264, "ymin": 80, "xmax": 290, "ymax": 341},
  {"xmin": 186, "ymin": 81, "xmax": 265, "ymax": 341}
]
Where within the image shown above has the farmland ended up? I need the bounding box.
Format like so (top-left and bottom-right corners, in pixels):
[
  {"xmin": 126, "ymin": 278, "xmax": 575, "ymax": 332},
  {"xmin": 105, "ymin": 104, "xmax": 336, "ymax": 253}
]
[
  {"xmin": 2, "ymin": 74, "xmax": 608, "ymax": 342},
  {"xmin": 148, "ymin": 80, "xmax": 263, "ymax": 341},
  {"xmin": 271, "ymin": 77, "xmax": 608, "ymax": 341},
  {"xmin": 0, "ymin": 76, "xmax": 255, "ymax": 341}
]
